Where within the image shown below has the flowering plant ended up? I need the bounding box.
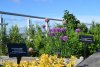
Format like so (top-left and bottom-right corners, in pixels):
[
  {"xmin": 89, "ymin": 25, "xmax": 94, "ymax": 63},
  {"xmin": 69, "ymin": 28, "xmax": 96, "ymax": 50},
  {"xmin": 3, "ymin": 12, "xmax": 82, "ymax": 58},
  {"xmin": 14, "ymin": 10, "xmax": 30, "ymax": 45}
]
[{"xmin": 3, "ymin": 54, "xmax": 77, "ymax": 67}]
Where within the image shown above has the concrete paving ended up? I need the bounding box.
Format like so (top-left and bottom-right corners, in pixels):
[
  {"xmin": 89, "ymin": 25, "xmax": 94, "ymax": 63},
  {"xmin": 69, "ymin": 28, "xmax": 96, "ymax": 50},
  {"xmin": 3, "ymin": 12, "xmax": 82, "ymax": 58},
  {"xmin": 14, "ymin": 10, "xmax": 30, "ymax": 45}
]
[
  {"xmin": 0, "ymin": 56, "xmax": 37, "ymax": 64},
  {"xmin": 77, "ymin": 52, "xmax": 100, "ymax": 67}
]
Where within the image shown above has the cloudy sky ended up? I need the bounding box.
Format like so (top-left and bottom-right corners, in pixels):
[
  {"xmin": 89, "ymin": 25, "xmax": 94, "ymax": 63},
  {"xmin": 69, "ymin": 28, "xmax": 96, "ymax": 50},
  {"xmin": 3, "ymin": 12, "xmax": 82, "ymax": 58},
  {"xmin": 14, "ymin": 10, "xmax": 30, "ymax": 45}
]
[{"xmin": 0, "ymin": 0, "xmax": 100, "ymax": 27}]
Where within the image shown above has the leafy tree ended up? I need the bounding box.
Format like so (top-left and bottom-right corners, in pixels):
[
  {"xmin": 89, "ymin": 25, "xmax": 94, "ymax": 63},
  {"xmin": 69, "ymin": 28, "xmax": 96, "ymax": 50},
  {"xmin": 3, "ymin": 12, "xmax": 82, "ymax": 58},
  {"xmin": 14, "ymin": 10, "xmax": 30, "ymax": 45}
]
[
  {"xmin": 9, "ymin": 25, "xmax": 23, "ymax": 43},
  {"xmin": 25, "ymin": 24, "xmax": 43, "ymax": 56},
  {"xmin": 61, "ymin": 10, "xmax": 83, "ymax": 57},
  {"xmin": 88, "ymin": 22, "xmax": 100, "ymax": 53},
  {"xmin": 63, "ymin": 10, "xmax": 80, "ymax": 30},
  {"xmin": 78, "ymin": 23, "xmax": 88, "ymax": 33},
  {"xmin": 0, "ymin": 26, "xmax": 8, "ymax": 55},
  {"xmin": 25, "ymin": 24, "xmax": 35, "ymax": 48}
]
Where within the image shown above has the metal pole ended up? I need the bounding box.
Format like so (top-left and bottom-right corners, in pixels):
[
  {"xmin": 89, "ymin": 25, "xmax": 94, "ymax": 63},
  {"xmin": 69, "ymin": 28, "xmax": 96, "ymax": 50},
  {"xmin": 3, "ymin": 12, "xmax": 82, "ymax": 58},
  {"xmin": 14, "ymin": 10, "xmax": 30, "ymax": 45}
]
[
  {"xmin": 3, "ymin": 20, "xmax": 8, "ymax": 35},
  {"xmin": 0, "ymin": 11, "xmax": 62, "ymax": 21},
  {"xmin": 0, "ymin": 16, "xmax": 3, "ymax": 33},
  {"xmin": 0, "ymin": 16, "xmax": 8, "ymax": 35},
  {"xmin": 45, "ymin": 18, "xmax": 50, "ymax": 37},
  {"xmin": 83, "ymin": 43, "xmax": 87, "ymax": 60},
  {"xmin": 45, "ymin": 22, "xmax": 49, "ymax": 36},
  {"xmin": 27, "ymin": 18, "xmax": 31, "ymax": 40}
]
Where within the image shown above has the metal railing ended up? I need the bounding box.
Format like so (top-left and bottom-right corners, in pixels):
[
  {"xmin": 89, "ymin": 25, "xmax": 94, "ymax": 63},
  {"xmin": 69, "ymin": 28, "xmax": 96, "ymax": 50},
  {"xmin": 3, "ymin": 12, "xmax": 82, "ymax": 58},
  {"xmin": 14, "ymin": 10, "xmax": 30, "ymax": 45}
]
[{"xmin": 0, "ymin": 11, "xmax": 63, "ymax": 21}]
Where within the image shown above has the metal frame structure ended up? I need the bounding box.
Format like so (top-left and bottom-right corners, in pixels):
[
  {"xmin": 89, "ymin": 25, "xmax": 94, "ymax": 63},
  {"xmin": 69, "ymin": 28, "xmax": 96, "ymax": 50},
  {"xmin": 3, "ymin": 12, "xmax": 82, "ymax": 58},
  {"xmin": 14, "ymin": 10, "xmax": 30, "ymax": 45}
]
[
  {"xmin": 0, "ymin": 11, "xmax": 62, "ymax": 21},
  {"xmin": 0, "ymin": 11, "xmax": 93, "ymax": 25}
]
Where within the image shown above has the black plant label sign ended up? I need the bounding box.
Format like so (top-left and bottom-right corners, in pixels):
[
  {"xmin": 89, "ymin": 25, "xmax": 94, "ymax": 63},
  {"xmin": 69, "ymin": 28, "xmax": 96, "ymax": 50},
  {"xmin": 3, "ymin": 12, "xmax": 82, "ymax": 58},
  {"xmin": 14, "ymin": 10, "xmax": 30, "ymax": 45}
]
[
  {"xmin": 7, "ymin": 43, "xmax": 28, "ymax": 57},
  {"xmin": 79, "ymin": 35, "xmax": 93, "ymax": 44}
]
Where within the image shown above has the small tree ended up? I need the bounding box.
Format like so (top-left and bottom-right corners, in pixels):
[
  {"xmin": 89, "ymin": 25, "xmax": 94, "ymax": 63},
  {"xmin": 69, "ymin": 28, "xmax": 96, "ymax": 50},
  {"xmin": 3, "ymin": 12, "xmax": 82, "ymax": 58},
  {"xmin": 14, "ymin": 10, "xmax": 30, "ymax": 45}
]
[
  {"xmin": 9, "ymin": 25, "xmax": 23, "ymax": 43},
  {"xmin": 63, "ymin": 10, "xmax": 80, "ymax": 30},
  {"xmin": 25, "ymin": 24, "xmax": 35, "ymax": 48},
  {"xmin": 0, "ymin": 27, "xmax": 8, "ymax": 55}
]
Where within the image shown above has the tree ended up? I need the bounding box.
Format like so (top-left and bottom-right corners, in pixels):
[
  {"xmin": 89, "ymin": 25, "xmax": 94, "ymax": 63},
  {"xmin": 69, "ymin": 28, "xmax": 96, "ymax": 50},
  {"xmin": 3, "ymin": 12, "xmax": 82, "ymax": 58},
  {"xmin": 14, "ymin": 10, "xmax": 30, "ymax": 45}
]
[
  {"xmin": 0, "ymin": 26, "xmax": 8, "ymax": 55},
  {"xmin": 25, "ymin": 24, "xmax": 35, "ymax": 48},
  {"xmin": 63, "ymin": 10, "xmax": 80, "ymax": 30},
  {"xmin": 88, "ymin": 22, "xmax": 100, "ymax": 53},
  {"xmin": 9, "ymin": 25, "xmax": 23, "ymax": 43},
  {"xmin": 78, "ymin": 23, "xmax": 88, "ymax": 33}
]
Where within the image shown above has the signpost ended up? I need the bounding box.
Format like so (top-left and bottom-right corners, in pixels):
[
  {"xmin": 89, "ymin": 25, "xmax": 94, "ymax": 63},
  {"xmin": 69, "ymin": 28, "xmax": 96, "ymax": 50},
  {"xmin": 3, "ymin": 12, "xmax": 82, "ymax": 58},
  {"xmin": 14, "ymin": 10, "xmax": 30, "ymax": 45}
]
[
  {"xmin": 79, "ymin": 35, "xmax": 93, "ymax": 44},
  {"xmin": 7, "ymin": 43, "xmax": 28, "ymax": 65},
  {"xmin": 79, "ymin": 35, "xmax": 93, "ymax": 59}
]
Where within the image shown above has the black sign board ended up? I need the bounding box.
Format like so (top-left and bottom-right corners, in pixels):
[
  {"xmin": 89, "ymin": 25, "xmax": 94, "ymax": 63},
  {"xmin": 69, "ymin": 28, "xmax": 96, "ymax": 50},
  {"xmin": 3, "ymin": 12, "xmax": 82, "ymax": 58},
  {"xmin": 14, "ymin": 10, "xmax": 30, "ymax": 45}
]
[
  {"xmin": 7, "ymin": 43, "xmax": 28, "ymax": 64},
  {"xmin": 7, "ymin": 43, "xmax": 28, "ymax": 57},
  {"xmin": 79, "ymin": 35, "xmax": 93, "ymax": 44},
  {"xmin": 79, "ymin": 35, "xmax": 94, "ymax": 60}
]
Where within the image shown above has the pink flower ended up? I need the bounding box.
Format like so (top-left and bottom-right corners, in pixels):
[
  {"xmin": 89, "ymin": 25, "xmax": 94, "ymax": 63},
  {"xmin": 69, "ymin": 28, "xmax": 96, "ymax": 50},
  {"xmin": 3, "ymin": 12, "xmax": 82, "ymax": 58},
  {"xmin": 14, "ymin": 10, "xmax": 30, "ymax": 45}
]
[{"xmin": 45, "ymin": 18, "xmax": 49, "ymax": 23}]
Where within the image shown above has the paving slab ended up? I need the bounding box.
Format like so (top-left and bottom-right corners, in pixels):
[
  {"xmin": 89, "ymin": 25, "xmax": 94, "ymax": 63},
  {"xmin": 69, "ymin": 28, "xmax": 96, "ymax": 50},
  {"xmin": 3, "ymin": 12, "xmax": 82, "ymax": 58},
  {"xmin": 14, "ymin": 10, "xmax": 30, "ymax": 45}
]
[
  {"xmin": 77, "ymin": 52, "xmax": 100, "ymax": 67},
  {"xmin": 0, "ymin": 56, "xmax": 38, "ymax": 64}
]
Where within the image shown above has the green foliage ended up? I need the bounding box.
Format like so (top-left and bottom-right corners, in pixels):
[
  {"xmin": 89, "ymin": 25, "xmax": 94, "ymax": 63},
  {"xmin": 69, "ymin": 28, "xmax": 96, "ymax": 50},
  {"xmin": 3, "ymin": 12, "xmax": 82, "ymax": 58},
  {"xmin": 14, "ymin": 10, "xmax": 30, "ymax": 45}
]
[
  {"xmin": 0, "ymin": 27, "xmax": 8, "ymax": 55},
  {"xmin": 63, "ymin": 10, "xmax": 80, "ymax": 30},
  {"xmin": 9, "ymin": 25, "xmax": 23, "ymax": 43},
  {"xmin": 78, "ymin": 23, "xmax": 88, "ymax": 33},
  {"xmin": 88, "ymin": 21, "xmax": 100, "ymax": 54},
  {"xmin": 0, "ymin": 10, "xmax": 100, "ymax": 58},
  {"xmin": 25, "ymin": 24, "xmax": 35, "ymax": 48}
]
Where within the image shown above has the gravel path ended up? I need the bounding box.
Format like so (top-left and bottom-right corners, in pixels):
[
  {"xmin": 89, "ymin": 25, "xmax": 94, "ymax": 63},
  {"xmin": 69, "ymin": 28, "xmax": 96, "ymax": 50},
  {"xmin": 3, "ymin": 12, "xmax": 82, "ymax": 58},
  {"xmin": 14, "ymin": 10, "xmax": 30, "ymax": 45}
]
[{"xmin": 0, "ymin": 56, "xmax": 38, "ymax": 64}]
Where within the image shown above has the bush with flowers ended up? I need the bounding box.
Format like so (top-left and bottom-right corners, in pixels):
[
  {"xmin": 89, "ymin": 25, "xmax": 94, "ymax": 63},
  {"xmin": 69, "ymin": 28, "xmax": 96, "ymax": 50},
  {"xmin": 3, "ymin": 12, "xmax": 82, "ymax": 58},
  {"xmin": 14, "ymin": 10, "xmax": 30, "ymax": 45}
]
[
  {"xmin": 27, "ymin": 10, "xmax": 100, "ymax": 58},
  {"xmin": 3, "ymin": 54, "xmax": 77, "ymax": 67},
  {"xmin": 29, "ymin": 10, "xmax": 83, "ymax": 58}
]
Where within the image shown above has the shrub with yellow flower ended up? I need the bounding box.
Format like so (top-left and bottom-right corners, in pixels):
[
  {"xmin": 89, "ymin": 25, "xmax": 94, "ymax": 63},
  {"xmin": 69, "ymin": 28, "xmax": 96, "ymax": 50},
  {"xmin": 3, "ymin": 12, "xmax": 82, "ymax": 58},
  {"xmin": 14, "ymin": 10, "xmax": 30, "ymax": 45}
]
[{"xmin": 3, "ymin": 54, "xmax": 77, "ymax": 67}]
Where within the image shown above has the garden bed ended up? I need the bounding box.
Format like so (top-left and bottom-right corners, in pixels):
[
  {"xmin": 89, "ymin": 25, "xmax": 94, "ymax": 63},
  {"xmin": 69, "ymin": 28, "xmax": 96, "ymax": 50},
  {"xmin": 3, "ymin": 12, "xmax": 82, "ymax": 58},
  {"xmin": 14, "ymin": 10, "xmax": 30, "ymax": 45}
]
[{"xmin": 0, "ymin": 54, "xmax": 83, "ymax": 67}]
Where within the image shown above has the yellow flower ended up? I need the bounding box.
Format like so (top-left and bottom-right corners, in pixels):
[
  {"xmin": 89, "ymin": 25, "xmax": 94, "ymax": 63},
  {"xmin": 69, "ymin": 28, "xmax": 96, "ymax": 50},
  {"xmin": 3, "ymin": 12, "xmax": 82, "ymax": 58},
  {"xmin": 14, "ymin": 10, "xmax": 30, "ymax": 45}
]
[
  {"xmin": 66, "ymin": 63, "xmax": 71, "ymax": 67},
  {"xmin": 54, "ymin": 63, "xmax": 62, "ymax": 67},
  {"xmin": 71, "ymin": 55, "xmax": 77, "ymax": 60},
  {"xmin": 3, "ymin": 54, "xmax": 77, "ymax": 67}
]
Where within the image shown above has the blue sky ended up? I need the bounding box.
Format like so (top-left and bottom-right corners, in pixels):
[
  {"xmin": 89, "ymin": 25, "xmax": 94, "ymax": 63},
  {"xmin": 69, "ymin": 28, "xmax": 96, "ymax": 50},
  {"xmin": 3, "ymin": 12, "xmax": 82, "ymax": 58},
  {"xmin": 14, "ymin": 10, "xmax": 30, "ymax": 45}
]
[{"xmin": 0, "ymin": 0, "xmax": 100, "ymax": 27}]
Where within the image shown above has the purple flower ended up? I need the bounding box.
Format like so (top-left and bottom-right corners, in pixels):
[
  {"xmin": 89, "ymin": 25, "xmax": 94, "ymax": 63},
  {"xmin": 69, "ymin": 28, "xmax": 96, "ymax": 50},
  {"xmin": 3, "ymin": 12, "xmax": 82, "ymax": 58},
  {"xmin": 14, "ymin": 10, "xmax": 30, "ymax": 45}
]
[
  {"xmin": 53, "ymin": 28, "xmax": 57, "ymax": 32},
  {"xmin": 49, "ymin": 28, "xmax": 53, "ymax": 32},
  {"xmin": 42, "ymin": 25, "xmax": 46, "ymax": 29},
  {"xmin": 49, "ymin": 28, "xmax": 66, "ymax": 36},
  {"xmin": 60, "ymin": 36, "xmax": 68, "ymax": 42},
  {"xmin": 56, "ymin": 52, "xmax": 60, "ymax": 57},
  {"xmin": 53, "ymin": 28, "xmax": 59, "ymax": 33},
  {"xmin": 54, "ymin": 28, "xmax": 58, "ymax": 32},
  {"xmin": 49, "ymin": 32, "xmax": 56, "ymax": 36},
  {"xmin": 75, "ymin": 28, "xmax": 81, "ymax": 33},
  {"xmin": 60, "ymin": 36, "xmax": 63, "ymax": 40},
  {"xmin": 49, "ymin": 28, "xmax": 60, "ymax": 33},
  {"xmin": 56, "ymin": 52, "xmax": 60, "ymax": 55},
  {"xmin": 49, "ymin": 28, "xmax": 54, "ymax": 32},
  {"xmin": 63, "ymin": 36, "xmax": 68, "ymax": 41},
  {"xmin": 59, "ymin": 28, "xmax": 66, "ymax": 33}
]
